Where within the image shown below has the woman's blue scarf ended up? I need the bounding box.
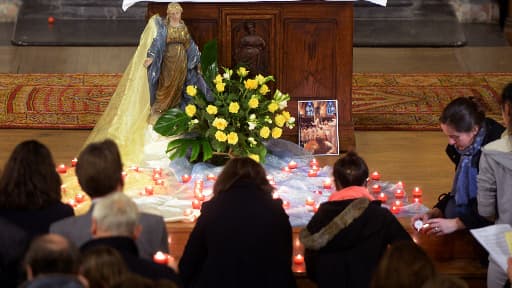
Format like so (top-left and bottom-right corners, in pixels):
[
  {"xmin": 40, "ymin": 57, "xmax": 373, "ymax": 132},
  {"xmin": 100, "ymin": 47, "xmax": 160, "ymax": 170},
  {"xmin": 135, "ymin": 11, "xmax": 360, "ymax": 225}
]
[{"xmin": 452, "ymin": 125, "xmax": 486, "ymax": 215}]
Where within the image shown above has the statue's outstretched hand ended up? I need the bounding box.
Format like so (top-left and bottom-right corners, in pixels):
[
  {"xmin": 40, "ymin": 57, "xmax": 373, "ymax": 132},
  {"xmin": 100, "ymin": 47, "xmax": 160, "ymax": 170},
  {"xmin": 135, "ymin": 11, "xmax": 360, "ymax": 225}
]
[{"xmin": 143, "ymin": 58, "xmax": 154, "ymax": 68}]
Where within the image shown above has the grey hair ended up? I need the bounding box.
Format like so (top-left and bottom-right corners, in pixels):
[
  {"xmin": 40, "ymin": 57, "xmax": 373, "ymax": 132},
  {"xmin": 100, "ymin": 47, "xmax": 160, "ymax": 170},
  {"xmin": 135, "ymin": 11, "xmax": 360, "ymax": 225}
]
[{"xmin": 92, "ymin": 192, "xmax": 139, "ymax": 237}]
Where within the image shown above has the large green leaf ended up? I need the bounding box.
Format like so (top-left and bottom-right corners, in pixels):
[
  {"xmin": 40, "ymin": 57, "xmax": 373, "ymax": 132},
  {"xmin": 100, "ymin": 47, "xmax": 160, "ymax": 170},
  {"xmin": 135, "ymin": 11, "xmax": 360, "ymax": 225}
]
[
  {"xmin": 166, "ymin": 138, "xmax": 200, "ymax": 160},
  {"xmin": 154, "ymin": 108, "xmax": 190, "ymax": 136},
  {"xmin": 200, "ymin": 40, "xmax": 218, "ymax": 89}
]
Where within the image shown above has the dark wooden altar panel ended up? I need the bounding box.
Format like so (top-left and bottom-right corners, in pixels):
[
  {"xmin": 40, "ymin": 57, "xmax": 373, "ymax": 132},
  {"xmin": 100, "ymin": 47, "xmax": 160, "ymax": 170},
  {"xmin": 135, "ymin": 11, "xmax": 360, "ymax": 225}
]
[{"xmin": 147, "ymin": 2, "xmax": 355, "ymax": 151}]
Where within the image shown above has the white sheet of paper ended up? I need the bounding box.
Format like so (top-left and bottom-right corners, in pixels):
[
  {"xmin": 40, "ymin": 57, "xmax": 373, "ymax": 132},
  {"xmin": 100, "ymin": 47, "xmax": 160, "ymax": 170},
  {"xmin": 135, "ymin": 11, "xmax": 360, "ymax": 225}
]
[
  {"xmin": 122, "ymin": 0, "xmax": 387, "ymax": 12},
  {"xmin": 470, "ymin": 224, "xmax": 512, "ymax": 272}
]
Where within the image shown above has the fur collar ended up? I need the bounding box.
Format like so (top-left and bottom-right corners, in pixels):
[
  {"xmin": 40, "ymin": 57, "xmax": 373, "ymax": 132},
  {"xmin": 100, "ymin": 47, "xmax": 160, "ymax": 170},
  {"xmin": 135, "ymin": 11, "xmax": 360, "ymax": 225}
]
[{"xmin": 300, "ymin": 198, "xmax": 370, "ymax": 250}]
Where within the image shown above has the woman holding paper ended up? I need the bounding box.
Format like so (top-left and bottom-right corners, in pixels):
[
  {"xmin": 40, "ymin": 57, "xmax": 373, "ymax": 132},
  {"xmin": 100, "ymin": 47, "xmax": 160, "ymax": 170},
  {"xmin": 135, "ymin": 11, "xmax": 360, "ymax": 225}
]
[
  {"xmin": 412, "ymin": 97, "xmax": 504, "ymax": 235},
  {"xmin": 477, "ymin": 82, "xmax": 512, "ymax": 288}
]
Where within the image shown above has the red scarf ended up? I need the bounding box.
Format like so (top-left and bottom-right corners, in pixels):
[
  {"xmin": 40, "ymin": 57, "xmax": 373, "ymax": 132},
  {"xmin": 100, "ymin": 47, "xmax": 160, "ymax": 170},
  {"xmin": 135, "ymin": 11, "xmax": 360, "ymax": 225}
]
[{"xmin": 328, "ymin": 186, "xmax": 375, "ymax": 201}]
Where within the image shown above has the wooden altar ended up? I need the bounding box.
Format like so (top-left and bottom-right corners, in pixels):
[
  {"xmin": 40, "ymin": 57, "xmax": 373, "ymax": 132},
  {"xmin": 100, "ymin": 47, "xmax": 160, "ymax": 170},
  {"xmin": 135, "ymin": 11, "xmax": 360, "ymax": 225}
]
[{"xmin": 147, "ymin": 2, "xmax": 356, "ymax": 151}]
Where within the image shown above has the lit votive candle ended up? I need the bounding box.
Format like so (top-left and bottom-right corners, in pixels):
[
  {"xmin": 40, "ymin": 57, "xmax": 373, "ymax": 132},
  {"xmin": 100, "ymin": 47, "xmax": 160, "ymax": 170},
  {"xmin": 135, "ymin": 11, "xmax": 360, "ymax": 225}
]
[
  {"xmin": 194, "ymin": 190, "xmax": 205, "ymax": 201},
  {"xmin": 145, "ymin": 185, "xmax": 154, "ymax": 196},
  {"xmin": 294, "ymin": 254, "xmax": 305, "ymax": 265},
  {"xmin": 71, "ymin": 158, "xmax": 78, "ymax": 167},
  {"xmin": 371, "ymin": 184, "xmax": 381, "ymax": 194},
  {"xmin": 192, "ymin": 199, "xmax": 201, "ymax": 210},
  {"xmin": 288, "ymin": 160, "xmax": 298, "ymax": 170},
  {"xmin": 396, "ymin": 181, "xmax": 404, "ymax": 189},
  {"xmin": 305, "ymin": 197, "xmax": 315, "ymax": 206},
  {"xmin": 181, "ymin": 174, "xmax": 191, "ymax": 183},
  {"xmin": 394, "ymin": 189, "xmax": 405, "ymax": 199},
  {"xmin": 153, "ymin": 251, "xmax": 169, "ymax": 265},
  {"xmin": 322, "ymin": 179, "xmax": 332, "ymax": 189},
  {"xmin": 412, "ymin": 187, "xmax": 423, "ymax": 198},
  {"xmin": 195, "ymin": 180, "xmax": 204, "ymax": 188},
  {"xmin": 394, "ymin": 199, "xmax": 402, "ymax": 207},
  {"xmin": 272, "ymin": 191, "xmax": 280, "ymax": 199},
  {"xmin": 413, "ymin": 197, "xmax": 423, "ymax": 204},
  {"xmin": 153, "ymin": 167, "xmax": 163, "ymax": 175},
  {"xmin": 67, "ymin": 199, "xmax": 77, "ymax": 208},
  {"xmin": 311, "ymin": 165, "xmax": 319, "ymax": 171},
  {"xmin": 152, "ymin": 173, "xmax": 162, "ymax": 181},
  {"xmin": 313, "ymin": 190, "xmax": 323, "ymax": 195},
  {"xmin": 310, "ymin": 158, "xmax": 318, "ymax": 167},
  {"xmin": 75, "ymin": 193, "xmax": 85, "ymax": 203},
  {"xmin": 282, "ymin": 166, "xmax": 291, "ymax": 173},
  {"xmin": 155, "ymin": 179, "xmax": 164, "ymax": 186},
  {"xmin": 266, "ymin": 175, "xmax": 274, "ymax": 182},
  {"xmin": 313, "ymin": 203, "xmax": 320, "ymax": 213},
  {"xmin": 371, "ymin": 171, "xmax": 381, "ymax": 181},
  {"xmin": 307, "ymin": 170, "xmax": 318, "ymax": 177},
  {"xmin": 391, "ymin": 205, "xmax": 400, "ymax": 214},
  {"xmin": 121, "ymin": 171, "xmax": 127, "ymax": 180},
  {"xmin": 282, "ymin": 200, "xmax": 290, "ymax": 209},
  {"xmin": 56, "ymin": 164, "xmax": 67, "ymax": 174},
  {"xmin": 207, "ymin": 173, "xmax": 216, "ymax": 181},
  {"xmin": 377, "ymin": 192, "xmax": 387, "ymax": 203}
]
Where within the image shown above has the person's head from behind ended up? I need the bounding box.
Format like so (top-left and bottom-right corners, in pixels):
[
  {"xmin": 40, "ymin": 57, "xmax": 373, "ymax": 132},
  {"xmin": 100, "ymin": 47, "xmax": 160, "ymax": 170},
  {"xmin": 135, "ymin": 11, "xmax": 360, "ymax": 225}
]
[
  {"xmin": 500, "ymin": 82, "xmax": 512, "ymax": 132},
  {"xmin": 213, "ymin": 157, "xmax": 273, "ymax": 197},
  {"xmin": 76, "ymin": 139, "xmax": 123, "ymax": 199},
  {"xmin": 0, "ymin": 140, "xmax": 61, "ymax": 209},
  {"xmin": 24, "ymin": 234, "xmax": 80, "ymax": 279},
  {"xmin": 91, "ymin": 192, "xmax": 140, "ymax": 239},
  {"xmin": 371, "ymin": 241, "xmax": 437, "ymax": 288},
  {"xmin": 332, "ymin": 151, "xmax": 369, "ymax": 190},
  {"xmin": 80, "ymin": 246, "xmax": 128, "ymax": 288},
  {"xmin": 440, "ymin": 97, "xmax": 486, "ymax": 150}
]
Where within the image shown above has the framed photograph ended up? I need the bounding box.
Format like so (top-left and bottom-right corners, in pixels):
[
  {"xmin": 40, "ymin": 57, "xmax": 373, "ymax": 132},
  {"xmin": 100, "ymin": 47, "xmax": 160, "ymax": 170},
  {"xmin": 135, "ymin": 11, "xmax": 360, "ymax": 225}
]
[{"xmin": 298, "ymin": 100, "xmax": 339, "ymax": 155}]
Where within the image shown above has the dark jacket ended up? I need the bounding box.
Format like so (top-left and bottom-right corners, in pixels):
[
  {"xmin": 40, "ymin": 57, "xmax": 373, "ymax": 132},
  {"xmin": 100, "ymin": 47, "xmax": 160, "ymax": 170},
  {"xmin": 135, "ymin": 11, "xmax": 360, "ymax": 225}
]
[
  {"xmin": 435, "ymin": 117, "xmax": 505, "ymax": 228},
  {"xmin": 0, "ymin": 202, "xmax": 74, "ymax": 239},
  {"xmin": 300, "ymin": 198, "xmax": 411, "ymax": 288},
  {"xmin": 0, "ymin": 217, "xmax": 29, "ymax": 288},
  {"xmin": 19, "ymin": 275, "xmax": 86, "ymax": 288},
  {"xmin": 178, "ymin": 180, "xmax": 297, "ymax": 288},
  {"xmin": 81, "ymin": 236, "xmax": 181, "ymax": 286}
]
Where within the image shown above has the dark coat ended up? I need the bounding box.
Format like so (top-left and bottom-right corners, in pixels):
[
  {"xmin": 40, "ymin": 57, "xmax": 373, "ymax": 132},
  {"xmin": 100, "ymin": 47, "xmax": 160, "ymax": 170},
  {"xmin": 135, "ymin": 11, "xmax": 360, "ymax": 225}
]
[
  {"xmin": 178, "ymin": 180, "xmax": 297, "ymax": 288},
  {"xmin": 435, "ymin": 117, "xmax": 505, "ymax": 229},
  {"xmin": 0, "ymin": 202, "xmax": 74, "ymax": 239},
  {"xmin": 81, "ymin": 236, "xmax": 181, "ymax": 286},
  {"xmin": 0, "ymin": 217, "xmax": 29, "ymax": 288},
  {"xmin": 300, "ymin": 198, "xmax": 411, "ymax": 288}
]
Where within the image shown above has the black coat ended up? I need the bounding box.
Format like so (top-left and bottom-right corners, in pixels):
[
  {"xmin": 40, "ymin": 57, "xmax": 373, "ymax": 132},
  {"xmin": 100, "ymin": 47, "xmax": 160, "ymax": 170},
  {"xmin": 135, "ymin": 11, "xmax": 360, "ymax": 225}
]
[
  {"xmin": 0, "ymin": 217, "xmax": 29, "ymax": 288},
  {"xmin": 435, "ymin": 117, "xmax": 505, "ymax": 228},
  {"xmin": 300, "ymin": 199, "xmax": 411, "ymax": 288},
  {"xmin": 178, "ymin": 180, "xmax": 297, "ymax": 288},
  {"xmin": 81, "ymin": 237, "xmax": 181, "ymax": 286}
]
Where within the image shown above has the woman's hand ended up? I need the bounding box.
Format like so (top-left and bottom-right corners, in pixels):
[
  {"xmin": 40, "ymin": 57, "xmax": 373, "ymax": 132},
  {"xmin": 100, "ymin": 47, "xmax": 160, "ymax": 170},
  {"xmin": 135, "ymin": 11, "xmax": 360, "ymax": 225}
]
[
  {"xmin": 411, "ymin": 208, "xmax": 443, "ymax": 230},
  {"xmin": 424, "ymin": 217, "xmax": 465, "ymax": 236},
  {"xmin": 143, "ymin": 57, "xmax": 154, "ymax": 68}
]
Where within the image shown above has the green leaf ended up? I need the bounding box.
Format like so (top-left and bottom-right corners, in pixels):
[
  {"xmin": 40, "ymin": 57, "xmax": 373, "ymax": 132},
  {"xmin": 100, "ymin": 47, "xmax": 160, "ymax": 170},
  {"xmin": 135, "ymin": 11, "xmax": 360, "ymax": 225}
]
[
  {"xmin": 201, "ymin": 139, "xmax": 213, "ymax": 161},
  {"xmin": 154, "ymin": 109, "xmax": 190, "ymax": 136},
  {"xmin": 201, "ymin": 40, "xmax": 218, "ymax": 88}
]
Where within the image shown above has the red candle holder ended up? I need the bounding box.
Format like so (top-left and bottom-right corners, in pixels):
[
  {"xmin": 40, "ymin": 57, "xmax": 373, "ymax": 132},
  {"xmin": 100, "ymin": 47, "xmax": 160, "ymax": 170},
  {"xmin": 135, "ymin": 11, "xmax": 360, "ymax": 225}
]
[
  {"xmin": 181, "ymin": 174, "xmax": 191, "ymax": 183},
  {"xmin": 145, "ymin": 185, "xmax": 154, "ymax": 196},
  {"xmin": 394, "ymin": 189, "xmax": 405, "ymax": 199},
  {"xmin": 371, "ymin": 184, "xmax": 381, "ymax": 194},
  {"xmin": 307, "ymin": 170, "xmax": 318, "ymax": 177},
  {"xmin": 313, "ymin": 203, "xmax": 320, "ymax": 213},
  {"xmin": 377, "ymin": 192, "xmax": 387, "ymax": 203},
  {"xmin": 322, "ymin": 179, "xmax": 332, "ymax": 189},
  {"xmin": 309, "ymin": 158, "xmax": 318, "ymax": 168},
  {"xmin": 394, "ymin": 199, "xmax": 403, "ymax": 207},
  {"xmin": 75, "ymin": 193, "xmax": 85, "ymax": 203},
  {"xmin": 155, "ymin": 179, "xmax": 165, "ymax": 186},
  {"xmin": 194, "ymin": 190, "xmax": 205, "ymax": 201},
  {"xmin": 288, "ymin": 161, "xmax": 298, "ymax": 170},
  {"xmin": 67, "ymin": 199, "xmax": 77, "ymax": 208},
  {"xmin": 391, "ymin": 205, "xmax": 400, "ymax": 214},
  {"xmin": 413, "ymin": 197, "xmax": 423, "ymax": 204},
  {"xmin": 207, "ymin": 173, "xmax": 216, "ymax": 181},
  {"xmin": 282, "ymin": 200, "xmax": 290, "ymax": 209},
  {"xmin": 153, "ymin": 167, "xmax": 163, "ymax": 175},
  {"xmin": 412, "ymin": 187, "xmax": 423, "ymax": 198},
  {"xmin": 56, "ymin": 164, "xmax": 67, "ymax": 174},
  {"xmin": 371, "ymin": 171, "xmax": 381, "ymax": 181},
  {"xmin": 71, "ymin": 158, "xmax": 78, "ymax": 167},
  {"xmin": 192, "ymin": 199, "xmax": 202, "ymax": 210},
  {"xmin": 396, "ymin": 181, "xmax": 405, "ymax": 189},
  {"xmin": 313, "ymin": 190, "xmax": 323, "ymax": 195},
  {"xmin": 305, "ymin": 197, "xmax": 315, "ymax": 206},
  {"xmin": 272, "ymin": 191, "xmax": 280, "ymax": 199},
  {"xmin": 121, "ymin": 171, "xmax": 127, "ymax": 180},
  {"xmin": 153, "ymin": 251, "xmax": 169, "ymax": 265},
  {"xmin": 293, "ymin": 254, "xmax": 305, "ymax": 265}
]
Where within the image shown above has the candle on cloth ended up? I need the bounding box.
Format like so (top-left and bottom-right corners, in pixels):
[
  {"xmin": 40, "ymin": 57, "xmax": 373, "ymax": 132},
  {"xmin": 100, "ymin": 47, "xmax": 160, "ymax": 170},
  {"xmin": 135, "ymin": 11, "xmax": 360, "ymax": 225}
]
[
  {"xmin": 377, "ymin": 192, "xmax": 387, "ymax": 203},
  {"xmin": 272, "ymin": 191, "xmax": 280, "ymax": 199},
  {"xmin": 309, "ymin": 158, "xmax": 318, "ymax": 168},
  {"xmin": 71, "ymin": 158, "xmax": 78, "ymax": 167},
  {"xmin": 371, "ymin": 171, "xmax": 381, "ymax": 181},
  {"xmin": 192, "ymin": 199, "xmax": 201, "ymax": 210},
  {"xmin": 153, "ymin": 251, "xmax": 169, "ymax": 265},
  {"xmin": 194, "ymin": 190, "xmax": 205, "ymax": 201},
  {"xmin": 307, "ymin": 170, "xmax": 318, "ymax": 177},
  {"xmin": 155, "ymin": 179, "xmax": 164, "ymax": 186},
  {"xmin": 67, "ymin": 199, "xmax": 77, "ymax": 208},
  {"xmin": 181, "ymin": 174, "xmax": 191, "ymax": 183},
  {"xmin": 56, "ymin": 164, "xmax": 67, "ymax": 174},
  {"xmin": 153, "ymin": 167, "xmax": 163, "ymax": 175},
  {"xmin": 313, "ymin": 203, "xmax": 320, "ymax": 213},
  {"xmin": 391, "ymin": 205, "xmax": 400, "ymax": 214},
  {"xmin": 145, "ymin": 185, "xmax": 154, "ymax": 196},
  {"xmin": 207, "ymin": 173, "xmax": 216, "ymax": 181},
  {"xmin": 322, "ymin": 179, "xmax": 332, "ymax": 189},
  {"xmin": 152, "ymin": 173, "xmax": 162, "ymax": 181},
  {"xmin": 394, "ymin": 189, "xmax": 405, "ymax": 199},
  {"xmin": 282, "ymin": 200, "xmax": 290, "ymax": 209},
  {"xmin": 75, "ymin": 193, "xmax": 85, "ymax": 203},
  {"xmin": 288, "ymin": 160, "xmax": 298, "ymax": 170},
  {"xmin": 371, "ymin": 184, "xmax": 381, "ymax": 193},
  {"xmin": 413, "ymin": 197, "xmax": 422, "ymax": 204},
  {"xmin": 121, "ymin": 171, "xmax": 127, "ymax": 180},
  {"xmin": 412, "ymin": 187, "xmax": 423, "ymax": 198},
  {"xmin": 293, "ymin": 254, "xmax": 305, "ymax": 265},
  {"xmin": 394, "ymin": 199, "xmax": 402, "ymax": 207},
  {"xmin": 313, "ymin": 190, "xmax": 323, "ymax": 195},
  {"xmin": 396, "ymin": 181, "xmax": 404, "ymax": 189},
  {"xmin": 282, "ymin": 166, "xmax": 291, "ymax": 173},
  {"xmin": 305, "ymin": 197, "xmax": 315, "ymax": 206},
  {"xmin": 311, "ymin": 165, "xmax": 319, "ymax": 172}
]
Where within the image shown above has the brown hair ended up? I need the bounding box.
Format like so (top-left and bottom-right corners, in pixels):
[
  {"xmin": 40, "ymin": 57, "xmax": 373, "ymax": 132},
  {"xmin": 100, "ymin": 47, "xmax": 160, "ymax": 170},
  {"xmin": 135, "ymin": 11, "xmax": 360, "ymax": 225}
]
[
  {"xmin": 212, "ymin": 157, "xmax": 273, "ymax": 197},
  {"xmin": 0, "ymin": 140, "xmax": 62, "ymax": 209},
  {"xmin": 439, "ymin": 97, "xmax": 486, "ymax": 133},
  {"xmin": 76, "ymin": 139, "xmax": 123, "ymax": 198},
  {"xmin": 332, "ymin": 151, "xmax": 369, "ymax": 190},
  {"xmin": 371, "ymin": 241, "xmax": 437, "ymax": 288},
  {"xmin": 501, "ymin": 82, "xmax": 512, "ymax": 132},
  {"xmin": 80, "ymin": 246, "xmax": 128, "ymax": 288}
]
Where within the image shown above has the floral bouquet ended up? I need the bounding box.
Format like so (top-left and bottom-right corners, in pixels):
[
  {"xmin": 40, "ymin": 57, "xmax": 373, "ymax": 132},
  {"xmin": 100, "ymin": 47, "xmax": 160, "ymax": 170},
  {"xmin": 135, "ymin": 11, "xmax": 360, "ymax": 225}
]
[{"xmin": 154, "ymin": 41, "xmax": 295, "ymax": 163}]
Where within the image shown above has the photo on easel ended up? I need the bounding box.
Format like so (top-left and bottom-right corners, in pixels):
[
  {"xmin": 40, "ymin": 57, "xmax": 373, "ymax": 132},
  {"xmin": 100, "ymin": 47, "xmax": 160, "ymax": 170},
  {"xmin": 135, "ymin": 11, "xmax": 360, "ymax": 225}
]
[{"xmin": 298, "ymin": 100, "xmax": 339, "ymax": 155}]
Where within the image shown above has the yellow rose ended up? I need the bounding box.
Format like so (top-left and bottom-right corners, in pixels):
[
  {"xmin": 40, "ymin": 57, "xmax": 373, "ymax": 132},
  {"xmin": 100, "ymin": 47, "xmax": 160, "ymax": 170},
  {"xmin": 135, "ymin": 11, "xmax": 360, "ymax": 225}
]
[
  {"xmin": 248, "ymin": 154, "xmax": 260, "ymax": 163},
  {"xmin": 214, "ymin": 74, "xmax": 223, "ymax": 84},
  {"xmin": 206, "ymin": 105, "xmax": 218, "ymax": 115},
  {"xmin": 268, "ymin": 102, "xmax": 279, "ymax": 113},
  {"xmin": 215, "ymin": 131, "xmax": 227, "ymax": 142},
  {"xmin": 255, "ymin": 74, "xmax": 265, "ymax": 85},
  {"xmin": 229, "ymin": 102, "xmax": 240, "ymax": 113},
  {"xmin": 227, "ymin": 132, "xmax": 238, "ymax": 145},
  {"xmin": 248, "ymin": 98, "xmax": 259, "ymax": 109},
  {"xmin": 244, "ymin": 79, "xmax": 258, "ymax": 90},
  {"xmin": 282, "ymin": 111, "xmax": 291, "ymax": 120},
  {"xmin": 186, "ymin": 85, "xmax": 197, "ymax": 97},
  {"xmin": 216, "ymin": 82, "xmax": 226, "ymax": 93},
  {"xmin": 274, "ymin": 114, "xmax": 286, "ymax": 127},
  {"xmin": 212, "ymin": 118, "xmax": 228, "ymax": 130},
  {"xmin": 260, "ymin": 126, "xmax": 270, "ymax": 139},
  {"xmin": 185, "ymin": 104, "xmax": 196, "ymax": 117},
  {"xmin": 259, "ymin": 84, "xmax": 269, "ymax": 95},
  {"xmin": 237, "ymin": 67, "xmax": 248, "ymax": 77},
  {"xmin": 272, "ymin": 127, "xmax": 283, "ymax": 139}
]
